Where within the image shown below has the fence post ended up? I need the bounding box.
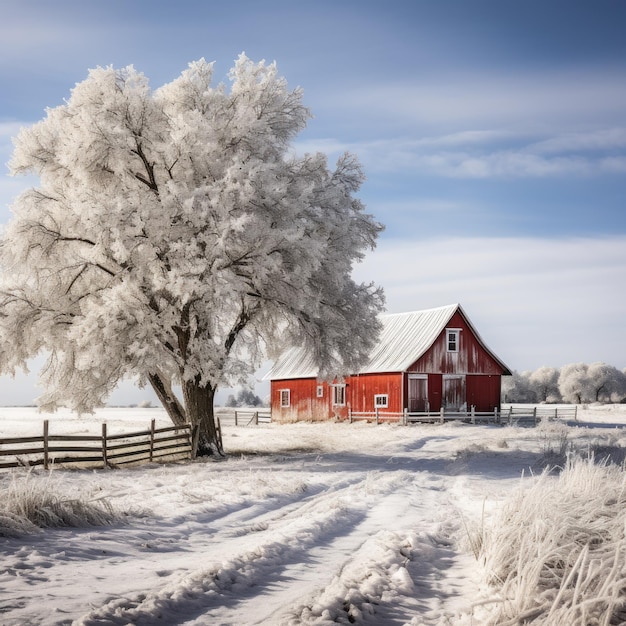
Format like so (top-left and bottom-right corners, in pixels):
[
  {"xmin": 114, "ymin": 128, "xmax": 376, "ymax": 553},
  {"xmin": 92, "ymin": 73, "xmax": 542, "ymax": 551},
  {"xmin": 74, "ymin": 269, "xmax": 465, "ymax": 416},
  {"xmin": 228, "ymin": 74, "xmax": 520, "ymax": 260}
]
[
  {"xmin": 533, "ymin": 406, "xmax": 537, "ymax": 425},
  {"xmin": 375, "ymin": 406, "xmax": 379, "ymax": 425},
  {"xmin": 102, "ymin": 423, "xmax": 108, "ymax": 468},
  {"xmin": 216, "ymin": 417, "xmax": 224, "ymax": 456},
  {"xmin": 43, "ymin": 420, "xmax": 49, "ymax": 470},
  {"xmin": 149, "ymin": 419, "xmax": 155, "ymax": 462},
  {"xmin": 235, "ymin": 410, "xmax": 238, "ymax": 426},
  {"xmin": 440, "ymin": 408, "xmax": 445, "ymax": 424},
  {"xmin": 255, "ymin": 411, "xmax": 258, "ymax": 425},
  {"xmin": 349, "ymin": 408, "xmax": 352, "ymax": 423},
  {"xmin": 471, "ymin": 406, "xmax": 475, "ymax": 424},
  {"xmin": 403, "ymin": 408, "xmax": 408, "ymax": 426}
]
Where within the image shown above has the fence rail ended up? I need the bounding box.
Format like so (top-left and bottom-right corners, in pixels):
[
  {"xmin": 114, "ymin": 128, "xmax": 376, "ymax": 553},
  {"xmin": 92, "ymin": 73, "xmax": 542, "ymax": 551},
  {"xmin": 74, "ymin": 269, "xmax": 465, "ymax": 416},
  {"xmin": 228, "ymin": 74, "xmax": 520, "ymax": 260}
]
[
  {"xmin": 215, "ymin": 408, "xmax": 272, "ymax": 426},
  {"xmin": 348, "ymin": 404, "xmax": 578, "ymax": 426},
  {"xmin": 348, "ymin": 407, "xmax": 502, "ymax": 425},
  {"xmin": 0, "ymin": 419, "xmax": 194, "ymax": 470},
  {"xmin": 500, "ymin": 404, "xmax": 578, "ymax": 425}
]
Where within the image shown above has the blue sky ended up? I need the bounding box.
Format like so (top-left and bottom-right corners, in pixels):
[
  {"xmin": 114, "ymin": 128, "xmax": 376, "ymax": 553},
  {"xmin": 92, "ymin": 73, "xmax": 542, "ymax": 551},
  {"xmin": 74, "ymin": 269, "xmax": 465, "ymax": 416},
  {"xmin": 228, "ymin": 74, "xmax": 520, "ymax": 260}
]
[{"xmin": 0, "ymin": 0, "xmax": 625, "ymax": 405}]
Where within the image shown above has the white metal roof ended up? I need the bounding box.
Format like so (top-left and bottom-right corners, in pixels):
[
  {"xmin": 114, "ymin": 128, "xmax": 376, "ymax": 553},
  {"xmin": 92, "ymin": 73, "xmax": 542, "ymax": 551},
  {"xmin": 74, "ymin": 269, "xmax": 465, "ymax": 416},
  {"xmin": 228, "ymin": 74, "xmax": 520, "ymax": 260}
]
[{"xmin": 265, "ymin": 303, "xmax": 484, "ymax": 381}]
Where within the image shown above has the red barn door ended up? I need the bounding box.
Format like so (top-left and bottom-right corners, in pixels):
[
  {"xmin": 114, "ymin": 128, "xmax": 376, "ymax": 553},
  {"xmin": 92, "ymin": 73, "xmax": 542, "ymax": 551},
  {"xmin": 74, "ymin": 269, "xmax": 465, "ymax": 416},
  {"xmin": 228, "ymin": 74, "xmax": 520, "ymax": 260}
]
[
  {"xmin": 443, "ymin": 375, "xmax": 466, "ymax": 411},
  {"xmin": 408, "ymin": 374, "xmax": 428, "ymax": 412}
]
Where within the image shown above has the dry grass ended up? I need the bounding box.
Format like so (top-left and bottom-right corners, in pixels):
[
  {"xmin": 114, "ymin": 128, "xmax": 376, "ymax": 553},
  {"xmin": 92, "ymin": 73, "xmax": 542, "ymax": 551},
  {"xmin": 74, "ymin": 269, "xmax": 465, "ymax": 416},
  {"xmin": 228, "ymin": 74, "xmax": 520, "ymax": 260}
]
[
  {"xmin": 0, "ymin": 470, "xmax": 119, "ymax": 537},
  {"xmin": 477, "ymin": 455, "xmax": 626, "ymax": 625}
]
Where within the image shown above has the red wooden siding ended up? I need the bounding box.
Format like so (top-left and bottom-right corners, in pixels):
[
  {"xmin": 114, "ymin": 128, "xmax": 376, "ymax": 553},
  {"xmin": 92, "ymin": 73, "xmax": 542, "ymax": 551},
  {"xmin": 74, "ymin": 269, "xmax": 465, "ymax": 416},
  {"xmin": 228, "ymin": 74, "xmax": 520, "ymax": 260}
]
[
  {"xmin": 349, "ymin": 373, "xmax": 403, "ymax": 414},
  {"xmin": 427, "ymin": 374, "xmax": 443, "ymax": 412},
  {"xmin": 408, "ymin": 311, "xmax": 503, "ymax": 376},
  {"xmin": 271, "ymin": 379, "xmax": 327, "ymax": 422},
  {"xmin": 466, "ymin": 374, "xmax": 501, "ymax": 413}
]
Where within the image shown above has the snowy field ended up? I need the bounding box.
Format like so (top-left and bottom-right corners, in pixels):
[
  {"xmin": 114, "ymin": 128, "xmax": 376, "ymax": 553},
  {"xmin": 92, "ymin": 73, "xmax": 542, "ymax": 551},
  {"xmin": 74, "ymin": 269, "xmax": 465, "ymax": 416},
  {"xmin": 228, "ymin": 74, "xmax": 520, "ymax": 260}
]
[{"xmin": 1, "ymin": 404, "xmax": 626, "ymax": 625}]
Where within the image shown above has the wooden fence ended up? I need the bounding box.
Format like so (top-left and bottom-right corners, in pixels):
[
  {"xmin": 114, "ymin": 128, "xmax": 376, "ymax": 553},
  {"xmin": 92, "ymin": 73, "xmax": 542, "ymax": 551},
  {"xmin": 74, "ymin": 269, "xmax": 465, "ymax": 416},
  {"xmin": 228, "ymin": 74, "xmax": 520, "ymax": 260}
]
[
  {"xmin": 348, "ymin": 407, "xmax": 502, "ymax": 425},
  {"xmin": 348, "ymin": 404, "xmax": 578, "ymax": 426},
  {"xmin": 214, "ymin": 408, "xmax": 272, "ymax": 426},
  {"xmin": 0, "ymin": 419, "xmax": 194, "ymax": 470},
  {"xmin": 500, "ymin": 404, "xmax": 578, "ymax": 426}
]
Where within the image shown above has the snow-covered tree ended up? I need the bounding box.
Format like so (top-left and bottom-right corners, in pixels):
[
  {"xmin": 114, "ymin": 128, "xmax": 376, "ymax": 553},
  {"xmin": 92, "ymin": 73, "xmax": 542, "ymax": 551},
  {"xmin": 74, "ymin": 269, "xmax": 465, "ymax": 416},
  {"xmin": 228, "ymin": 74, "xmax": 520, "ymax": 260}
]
[
  {"xmin": 528, "ymin": 366, "xmax": 561, "ymax": 403},
  {"xmin": 225, "ymin": 389, "xmax": 264, "ymax": 408},
  {"xmin": 0, "ymin": 55, "xmax": 384, "ymax": 454},
  {"xmin": 587, "ymin": 362, "xmax": 626, "ymax": 402},
  {"xmin": 558, "ymin": 363, "xmax": 591, "ymax": 404},
  {"xmin": 502, "ymin": 370, "xmax": 536, "ymax": 403}
]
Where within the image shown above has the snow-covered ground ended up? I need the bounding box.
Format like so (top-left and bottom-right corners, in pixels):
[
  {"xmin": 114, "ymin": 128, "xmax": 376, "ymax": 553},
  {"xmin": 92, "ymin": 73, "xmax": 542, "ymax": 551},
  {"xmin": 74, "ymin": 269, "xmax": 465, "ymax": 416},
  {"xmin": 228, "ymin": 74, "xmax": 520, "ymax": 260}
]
[{"xmin": 1, "ymin": 404, "xmax": 625, "ymax": 625}]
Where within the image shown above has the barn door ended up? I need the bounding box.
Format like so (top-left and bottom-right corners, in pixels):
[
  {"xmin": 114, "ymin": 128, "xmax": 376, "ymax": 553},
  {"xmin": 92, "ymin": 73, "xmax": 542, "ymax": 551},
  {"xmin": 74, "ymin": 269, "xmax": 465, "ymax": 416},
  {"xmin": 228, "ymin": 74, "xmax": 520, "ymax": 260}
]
[
  {"xmin": 408, "ymin": 375, "xmax": 428, "ymax": 412},
  {"xmin": 443, "ymin": 375, "xmax": 466, "ymax": 412}
]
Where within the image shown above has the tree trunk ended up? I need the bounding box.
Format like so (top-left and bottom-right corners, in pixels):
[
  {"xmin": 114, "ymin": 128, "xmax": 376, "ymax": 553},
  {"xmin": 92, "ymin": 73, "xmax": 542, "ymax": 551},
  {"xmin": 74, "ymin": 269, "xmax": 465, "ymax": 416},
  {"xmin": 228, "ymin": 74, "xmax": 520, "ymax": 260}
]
[
  {"xmin": 183, "ymin": 377, "xmax": 223, "ymax": 457},
  {"xmin": 148, "ymin": 371, "xmax": 222, "ymax": 457},
  {"xmin": 148, "ymin": 372, "xmax": 187, "ymax": 426}
]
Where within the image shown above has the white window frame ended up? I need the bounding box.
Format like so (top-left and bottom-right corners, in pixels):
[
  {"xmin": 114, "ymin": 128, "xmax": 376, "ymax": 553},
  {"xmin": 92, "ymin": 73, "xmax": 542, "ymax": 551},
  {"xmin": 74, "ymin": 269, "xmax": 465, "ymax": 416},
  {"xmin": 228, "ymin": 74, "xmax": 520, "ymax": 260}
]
[
  {"xmin": 316, "ymin": 385, "xmax": 324, "ymax": 398},
  {"xmin": 332, "ymin": 384, "xmax": 346, "ymax": 406},
  {"xmin": 446, "ymin": 328, "xmax": 461, "ymax": 353},
  {"xmin": 280, "ymin": 389, "xmax": 290, "ymax": 408},
  {"xmin": 374, "ymin": 394, "xmax": 388, "ymax": 408}
]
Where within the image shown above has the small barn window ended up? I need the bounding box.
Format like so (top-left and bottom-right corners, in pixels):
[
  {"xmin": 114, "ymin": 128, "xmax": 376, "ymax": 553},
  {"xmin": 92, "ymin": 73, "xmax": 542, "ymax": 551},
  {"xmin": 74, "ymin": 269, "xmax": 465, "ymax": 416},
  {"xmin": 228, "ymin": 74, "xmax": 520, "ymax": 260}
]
[
  {"xmin": 374, "ymin": 394, "xmax": 388, "ymax": 408},
  {"xmin": 316, "ymin": 385, "xmax": 324, "ymax": 398},
  {"xmin": 446, "ymin": 329, "xmax": 460, "ymax": 352},
  {"xmin": 332, "ymin": 384, "xmax": 346, "ymax": 406},
  {"xmin": 280, "ymin": 389, "xmax": 290, "ymax": 407}
]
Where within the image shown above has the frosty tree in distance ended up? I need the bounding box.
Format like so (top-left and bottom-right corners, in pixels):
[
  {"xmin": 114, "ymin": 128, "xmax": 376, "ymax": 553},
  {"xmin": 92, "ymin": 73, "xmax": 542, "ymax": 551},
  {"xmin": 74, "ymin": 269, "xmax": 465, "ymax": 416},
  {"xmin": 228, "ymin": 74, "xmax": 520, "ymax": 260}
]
[{"xmin": 0, "ymin": 55, "xmax": 384, "ymax": 455}]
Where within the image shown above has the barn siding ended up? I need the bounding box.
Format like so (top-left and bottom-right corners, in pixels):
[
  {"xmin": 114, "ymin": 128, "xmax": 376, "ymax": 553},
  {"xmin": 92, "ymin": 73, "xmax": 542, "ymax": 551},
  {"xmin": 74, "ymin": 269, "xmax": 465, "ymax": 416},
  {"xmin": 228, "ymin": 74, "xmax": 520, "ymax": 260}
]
[
  {"xmin": 271, "ymin": 379, "xmax": 329, "ymax": 423},
  {"xmin": 466, "ymin": 374, "xmax": 502, "ymax": 412},
  {"xmin": 428, "ymin": 374, "xmax": 443, "ymax": 411},
  {"xmin": 407, "ymin": 311, "xmax": 503, "ymax": 375},
  {"xmin": 349, "ymin": 373, "xmax": 403, "ymax": 414}
]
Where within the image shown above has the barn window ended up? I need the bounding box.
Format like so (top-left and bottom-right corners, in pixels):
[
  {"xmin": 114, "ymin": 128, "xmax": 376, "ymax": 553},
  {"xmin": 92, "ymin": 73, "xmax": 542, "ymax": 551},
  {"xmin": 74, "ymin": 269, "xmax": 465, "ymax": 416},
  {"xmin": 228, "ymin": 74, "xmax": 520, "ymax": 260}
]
[
  {"xmin": 316, "ymin": 385, "xmax": 324, "ymax": 398},
  {"xmin": 446, "ymin": 329, "xmax": 460, "ymax": 352},
  {"xmin": 332, "ymin": 384, "xmax": 346, "ymax": 406},
  {"xmin": 374, "ymin": 394, "xmax": 388, "ymax": 408},
  {"xmin": 280, "ymin": 389, "xmax": 290, "ymax": 407}
]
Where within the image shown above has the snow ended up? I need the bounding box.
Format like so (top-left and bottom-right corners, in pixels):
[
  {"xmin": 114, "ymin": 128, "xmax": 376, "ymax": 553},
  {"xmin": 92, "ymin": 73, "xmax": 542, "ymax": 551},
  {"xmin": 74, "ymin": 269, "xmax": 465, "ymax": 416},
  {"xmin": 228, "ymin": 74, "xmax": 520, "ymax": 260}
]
[{"xmin": 1, "ymin": 405, "xmax": 626, "ymax": 625}]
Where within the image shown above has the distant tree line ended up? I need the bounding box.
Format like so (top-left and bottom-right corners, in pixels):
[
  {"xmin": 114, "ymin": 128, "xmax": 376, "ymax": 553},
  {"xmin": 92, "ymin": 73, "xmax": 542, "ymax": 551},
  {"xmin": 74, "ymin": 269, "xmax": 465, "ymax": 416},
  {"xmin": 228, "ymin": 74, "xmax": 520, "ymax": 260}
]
[
  {"xmin": 503, "ymin": 363, "xmax": 626, "ymax": 404},
  {"xmin": 225, "ymin": 389, "xmax": 265, "ymax": 408}
]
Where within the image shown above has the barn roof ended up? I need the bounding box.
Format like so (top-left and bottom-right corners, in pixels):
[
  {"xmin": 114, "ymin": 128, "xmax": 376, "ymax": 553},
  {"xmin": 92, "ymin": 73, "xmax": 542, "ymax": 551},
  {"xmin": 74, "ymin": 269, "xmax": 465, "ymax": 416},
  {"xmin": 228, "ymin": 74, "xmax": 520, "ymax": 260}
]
[{"xmin": 264, "ymin": 303, "xmax": 511, "ymax": 380}]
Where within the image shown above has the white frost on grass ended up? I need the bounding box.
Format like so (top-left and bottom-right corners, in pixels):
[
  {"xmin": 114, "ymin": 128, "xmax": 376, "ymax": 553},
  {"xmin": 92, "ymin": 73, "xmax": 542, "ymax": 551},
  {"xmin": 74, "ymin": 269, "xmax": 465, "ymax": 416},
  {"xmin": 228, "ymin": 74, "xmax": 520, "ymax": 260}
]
[
  {"xmin": 0, "ymin": 405, "xmax": 625, "ymax": 625},
  {"xmin": 0, "ymin": 470, "xmax": 119, "ymax": 537},
  {"xmin": 477, "ymin": 456, "xmax": 626, "ymax": 625}
]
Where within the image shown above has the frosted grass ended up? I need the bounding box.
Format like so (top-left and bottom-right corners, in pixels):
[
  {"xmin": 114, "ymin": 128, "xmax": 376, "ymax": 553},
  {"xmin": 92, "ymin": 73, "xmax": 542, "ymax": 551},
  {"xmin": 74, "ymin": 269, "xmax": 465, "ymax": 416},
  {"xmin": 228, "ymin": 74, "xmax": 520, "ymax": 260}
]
[
  {"xmin": 0, "ymin": 470, "xmax": 119, "ymax": 537},
  {"xmin": 478, "ymin": 456, "xmax": 626, "ymax": 625}
]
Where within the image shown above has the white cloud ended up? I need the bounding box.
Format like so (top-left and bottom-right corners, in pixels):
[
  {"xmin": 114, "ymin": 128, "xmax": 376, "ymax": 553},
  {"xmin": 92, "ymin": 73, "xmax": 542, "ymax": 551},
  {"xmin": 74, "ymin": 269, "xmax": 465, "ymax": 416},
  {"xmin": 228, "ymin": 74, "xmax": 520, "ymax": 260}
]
[
  {"xmin": 328, "ymin": 68, "xmax": 626, "ymax": 131},
  {"xmin": 304, "ymin": 67, "xmax": 626, "ymax": 180},
  {"xmin": 296, "ymin": 128, "xmax": 626, "ymax": 179},
  {"xmin": 531, "ymin": 128, "xmax": 626, "ymax": 154},
  {"xmin": 354, "ymin": 235, "xmax": 626, "ymax": 371}
]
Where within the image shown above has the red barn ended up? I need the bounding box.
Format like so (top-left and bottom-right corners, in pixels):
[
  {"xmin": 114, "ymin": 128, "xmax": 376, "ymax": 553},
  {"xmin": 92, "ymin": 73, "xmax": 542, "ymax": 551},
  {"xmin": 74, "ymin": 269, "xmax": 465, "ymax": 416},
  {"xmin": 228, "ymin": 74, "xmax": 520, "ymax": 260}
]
[{"xmin": 265, "ymin": 303, "xmax": 511, "ymax": 423}]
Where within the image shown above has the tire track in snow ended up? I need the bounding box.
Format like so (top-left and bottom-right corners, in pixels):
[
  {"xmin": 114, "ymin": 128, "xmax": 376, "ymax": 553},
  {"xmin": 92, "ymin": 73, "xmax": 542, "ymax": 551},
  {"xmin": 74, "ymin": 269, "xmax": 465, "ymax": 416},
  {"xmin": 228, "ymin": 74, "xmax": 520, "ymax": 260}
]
[
  {"xmin": 73, "ymin": 470, "xmax": 413, "ymax": 626},
  {"xmin": 277, "ymin": 474, "xmax": 479, "ymax": 626}
]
